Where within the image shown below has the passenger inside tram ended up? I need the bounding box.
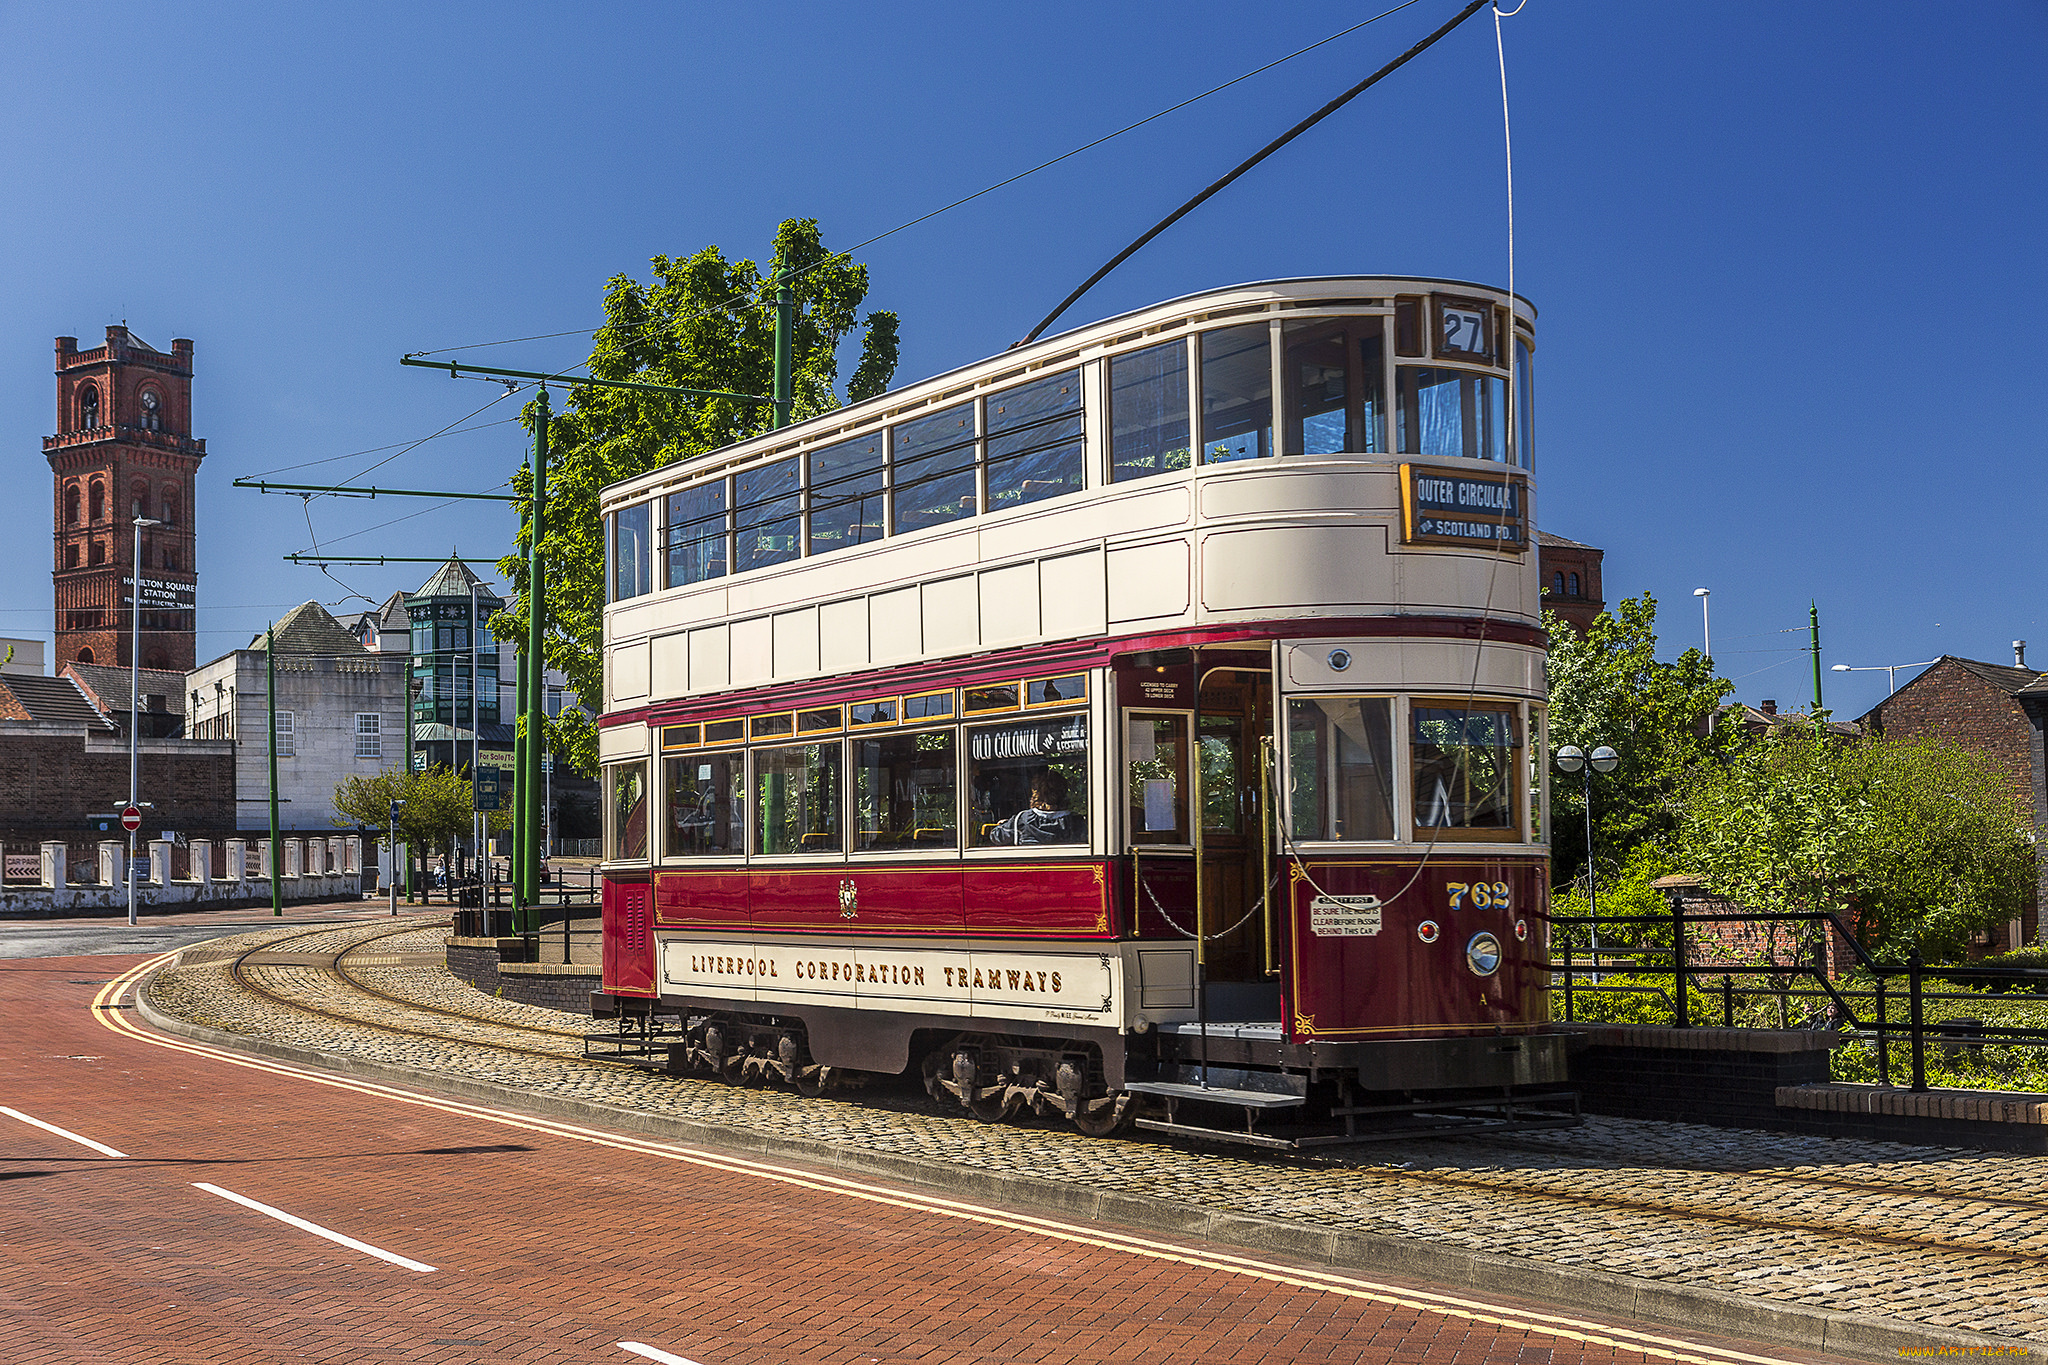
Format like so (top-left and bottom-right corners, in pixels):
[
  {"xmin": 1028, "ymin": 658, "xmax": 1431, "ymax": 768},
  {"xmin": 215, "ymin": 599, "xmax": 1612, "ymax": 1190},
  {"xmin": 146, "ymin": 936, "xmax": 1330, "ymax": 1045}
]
[{"xmin": 984, "ymin": 770, "xmax": 1083, "ymax": 846}]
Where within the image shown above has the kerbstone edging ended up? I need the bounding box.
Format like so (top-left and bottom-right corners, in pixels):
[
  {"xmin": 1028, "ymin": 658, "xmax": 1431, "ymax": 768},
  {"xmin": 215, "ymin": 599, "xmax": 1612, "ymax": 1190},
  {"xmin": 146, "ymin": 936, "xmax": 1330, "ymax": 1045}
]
[{"xmin": 131, "ymin": 981, "xmax": 2036, "ymax": 1363}]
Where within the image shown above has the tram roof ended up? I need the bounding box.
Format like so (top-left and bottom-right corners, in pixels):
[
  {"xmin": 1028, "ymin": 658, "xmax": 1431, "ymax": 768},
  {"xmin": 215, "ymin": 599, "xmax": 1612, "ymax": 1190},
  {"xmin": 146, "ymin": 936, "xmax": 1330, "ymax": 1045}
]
[{"xmin": 602, "ymin": 274, "xmax": 1536, "ymax": 508}]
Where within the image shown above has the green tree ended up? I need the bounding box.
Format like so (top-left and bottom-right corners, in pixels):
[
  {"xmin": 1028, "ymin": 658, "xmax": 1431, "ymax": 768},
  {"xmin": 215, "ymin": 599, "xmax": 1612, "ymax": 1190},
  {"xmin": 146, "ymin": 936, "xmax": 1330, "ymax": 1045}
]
[
  {"xmin": 334, "ymin": 765, "xmax": 504, "ymax": 893},
  {"xmin": 494, "ymin": 219, "xmax": 900, "ymax": 773},
  {"xmin": 1678, "ymin": 726, "xmax": 2033, "ymax": 961},
  {"xmin": 1543, "ymin": 594, "xmax": 1735, "ymax": 887}
]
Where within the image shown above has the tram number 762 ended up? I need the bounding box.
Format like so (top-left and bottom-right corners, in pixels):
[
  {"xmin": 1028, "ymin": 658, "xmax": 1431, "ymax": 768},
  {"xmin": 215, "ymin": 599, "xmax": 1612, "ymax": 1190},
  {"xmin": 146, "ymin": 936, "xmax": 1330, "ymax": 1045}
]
[{"xmin": 1446, "ymin": 881, "xmax": 1512, "ymax": 911}]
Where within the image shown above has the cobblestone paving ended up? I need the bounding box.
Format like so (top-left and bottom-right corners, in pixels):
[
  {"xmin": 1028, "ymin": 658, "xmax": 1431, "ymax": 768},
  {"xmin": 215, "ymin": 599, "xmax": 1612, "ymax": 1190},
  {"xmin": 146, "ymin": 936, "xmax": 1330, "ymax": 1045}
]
[{"xmin": 145, "ymin": 916, "xmax": 2048, "ymax": 1342}]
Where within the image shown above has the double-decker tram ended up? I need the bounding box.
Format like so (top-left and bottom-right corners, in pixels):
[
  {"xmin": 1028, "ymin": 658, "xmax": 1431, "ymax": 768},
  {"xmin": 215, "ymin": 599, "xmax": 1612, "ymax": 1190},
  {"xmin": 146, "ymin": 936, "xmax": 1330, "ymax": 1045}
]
[{"xmin": 591, "ymin": 275, "xmax": 1573, "ymax": 1147}]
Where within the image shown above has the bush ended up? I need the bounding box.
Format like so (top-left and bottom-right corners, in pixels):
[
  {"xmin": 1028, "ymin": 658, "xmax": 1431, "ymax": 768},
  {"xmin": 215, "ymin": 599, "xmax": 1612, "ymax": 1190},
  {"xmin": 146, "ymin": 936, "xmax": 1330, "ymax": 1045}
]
[{"xmin": 1829, "ymin": 972, "xmax": 2048, "ymax": 1090}]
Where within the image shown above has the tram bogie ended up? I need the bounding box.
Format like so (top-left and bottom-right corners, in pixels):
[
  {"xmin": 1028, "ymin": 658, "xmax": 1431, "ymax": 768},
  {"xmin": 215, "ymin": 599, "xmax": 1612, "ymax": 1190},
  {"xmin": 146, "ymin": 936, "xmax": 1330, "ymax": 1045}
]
[{"xmin": 589, "ymin": 276, "xmax": 1576, "ymax": 1148}]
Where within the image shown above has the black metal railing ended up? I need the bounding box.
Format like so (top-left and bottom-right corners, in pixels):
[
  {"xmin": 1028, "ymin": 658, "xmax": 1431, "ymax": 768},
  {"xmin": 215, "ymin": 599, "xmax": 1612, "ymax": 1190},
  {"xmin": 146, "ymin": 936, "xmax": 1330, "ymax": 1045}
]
[{"xmin": 1550, "ymin": 902, "xmax": 2048, "ymax": 1094}]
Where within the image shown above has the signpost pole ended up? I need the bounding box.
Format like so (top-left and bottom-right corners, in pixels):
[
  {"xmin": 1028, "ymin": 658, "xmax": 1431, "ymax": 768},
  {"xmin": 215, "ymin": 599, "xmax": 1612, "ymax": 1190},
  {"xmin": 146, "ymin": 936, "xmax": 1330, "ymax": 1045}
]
[
  {"xmin": 267, "ymin": 624, "xmax": 282, "ymax": 917},
  {"xmin": 126, "ymin": 515, "xmax": 160, "ymax": 928}
]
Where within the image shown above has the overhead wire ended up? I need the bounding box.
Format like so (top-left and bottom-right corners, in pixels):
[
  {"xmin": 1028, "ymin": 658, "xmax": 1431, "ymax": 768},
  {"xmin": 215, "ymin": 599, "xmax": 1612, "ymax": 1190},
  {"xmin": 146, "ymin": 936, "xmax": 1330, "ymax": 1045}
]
[
  {"xmin": 241, "ymin": 416, "xmax": 523, "ymax": 480},
  {"xmin": 402, "ymin": 0, "xmax": 1434, "ymax": 365}
]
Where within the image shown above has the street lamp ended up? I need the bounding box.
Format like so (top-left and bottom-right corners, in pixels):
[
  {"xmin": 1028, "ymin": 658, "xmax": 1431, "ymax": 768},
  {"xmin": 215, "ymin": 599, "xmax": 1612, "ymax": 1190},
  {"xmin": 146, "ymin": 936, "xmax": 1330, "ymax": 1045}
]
[
  {"xmin": 1693, "ymin": 587, "xmax": 1711, "ymax": 660},
  {"xmin": 1831, "ymin": 659, "xmax": 1937, "ymax": 696},
  {"xmin": 126, "ymin": 515, "xmax": 162, "ymax": 928},
  {"xmin": 1555, "ymin": 743, "xmax": 1619, "ymax": 974}
]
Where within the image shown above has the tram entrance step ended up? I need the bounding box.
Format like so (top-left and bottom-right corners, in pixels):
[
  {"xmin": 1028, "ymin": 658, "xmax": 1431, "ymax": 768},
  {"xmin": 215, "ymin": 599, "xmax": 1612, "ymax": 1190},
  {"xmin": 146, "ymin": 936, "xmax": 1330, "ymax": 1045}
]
[{"xmin": 1123, "ymin": 1080, "xmax": 1306, "ymax": 1111}]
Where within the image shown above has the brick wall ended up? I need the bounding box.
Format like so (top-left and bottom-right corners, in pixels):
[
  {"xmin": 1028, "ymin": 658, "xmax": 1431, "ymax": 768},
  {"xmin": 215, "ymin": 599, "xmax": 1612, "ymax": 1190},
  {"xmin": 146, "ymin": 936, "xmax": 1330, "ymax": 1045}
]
[
  {"xmin": 0, "ymin": 726, "xmax": 233, "ymax": 831},
  {"xmin": 1570, "ymin": 1026, "xmax": 1835, "ymax": 1128}
]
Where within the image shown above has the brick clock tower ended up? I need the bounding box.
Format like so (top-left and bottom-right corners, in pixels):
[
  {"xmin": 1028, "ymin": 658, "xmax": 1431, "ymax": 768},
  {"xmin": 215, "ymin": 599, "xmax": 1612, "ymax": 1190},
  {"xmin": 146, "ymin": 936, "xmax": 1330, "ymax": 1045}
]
[{"xmin": 46, "ymin": 327, "xmax": 203, "ymax": 672}]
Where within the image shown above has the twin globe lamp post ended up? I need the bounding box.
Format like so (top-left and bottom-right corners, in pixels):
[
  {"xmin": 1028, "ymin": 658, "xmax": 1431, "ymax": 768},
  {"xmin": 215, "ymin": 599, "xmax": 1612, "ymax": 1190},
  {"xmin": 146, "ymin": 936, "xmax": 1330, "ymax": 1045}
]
[{"xmin": 1554, "ymin": 742, "xmax": 1619, "ymax": 974}]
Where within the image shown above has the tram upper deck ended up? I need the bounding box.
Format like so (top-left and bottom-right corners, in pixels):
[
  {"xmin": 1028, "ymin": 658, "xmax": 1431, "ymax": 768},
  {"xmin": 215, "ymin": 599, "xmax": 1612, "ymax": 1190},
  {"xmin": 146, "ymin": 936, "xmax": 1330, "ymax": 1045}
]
[{"xmin": 597, "ymin": 276, "xmax": 1537, "ymax": 718}]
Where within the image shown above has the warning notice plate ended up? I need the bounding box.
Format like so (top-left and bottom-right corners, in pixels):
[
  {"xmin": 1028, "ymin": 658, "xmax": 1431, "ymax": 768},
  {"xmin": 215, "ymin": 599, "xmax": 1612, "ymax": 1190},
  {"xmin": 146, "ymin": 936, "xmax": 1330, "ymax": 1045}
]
[{"xmin": 1309, "ymin": 895, "xmax": 1383, "ymax": 937}]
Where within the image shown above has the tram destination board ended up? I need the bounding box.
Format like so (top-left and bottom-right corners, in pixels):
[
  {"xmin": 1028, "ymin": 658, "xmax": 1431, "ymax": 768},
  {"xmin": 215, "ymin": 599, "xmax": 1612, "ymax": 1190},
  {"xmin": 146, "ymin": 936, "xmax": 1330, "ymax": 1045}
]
[{"xmin": 1400, "ymin": 464, "xmax": 1528, "ymax": 553}]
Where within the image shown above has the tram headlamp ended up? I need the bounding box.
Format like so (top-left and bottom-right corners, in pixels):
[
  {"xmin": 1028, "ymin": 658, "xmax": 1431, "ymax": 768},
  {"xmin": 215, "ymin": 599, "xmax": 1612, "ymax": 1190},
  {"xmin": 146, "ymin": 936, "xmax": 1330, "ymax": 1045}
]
[
  {"xmin": 1466, "ymin": 932, "xmax": 1503, "ymax": 977},
  {"xmin": 1327, "ymin": 648, "xmax": 1351, "ymax": 672}
]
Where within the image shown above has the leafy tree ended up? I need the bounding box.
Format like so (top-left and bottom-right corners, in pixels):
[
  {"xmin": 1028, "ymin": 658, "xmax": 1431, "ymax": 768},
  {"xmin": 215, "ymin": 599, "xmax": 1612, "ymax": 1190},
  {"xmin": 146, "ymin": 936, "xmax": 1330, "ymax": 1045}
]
[
  {"xmin": 1543, "ymin": 594, "xmax": 1735, "ymax": 887},
  {"xmin": 494, "ymin": 219, "xmax": 901, "ymax": 773},
  {"xmin": 1677, "ymin": 726, "xmax": 2033, "ymax": 961},
  {"xmin": 333, "ymin": 765, "xmax": 506, "ymax": 895}
]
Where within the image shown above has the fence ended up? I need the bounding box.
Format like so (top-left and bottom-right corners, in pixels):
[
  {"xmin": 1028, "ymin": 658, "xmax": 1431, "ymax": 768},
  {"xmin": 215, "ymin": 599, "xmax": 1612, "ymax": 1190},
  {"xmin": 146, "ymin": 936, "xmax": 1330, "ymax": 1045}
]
[{"xmin": 1551, "ymin": 902, "xmax": 2048, "ymax": 1095}]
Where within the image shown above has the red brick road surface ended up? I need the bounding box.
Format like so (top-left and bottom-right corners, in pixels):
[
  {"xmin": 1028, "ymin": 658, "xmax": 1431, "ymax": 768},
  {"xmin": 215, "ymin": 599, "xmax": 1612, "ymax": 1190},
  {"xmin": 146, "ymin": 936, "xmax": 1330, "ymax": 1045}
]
[{"xmin": 0, "ymin": 954, "xmax": 1848, "ymax": 1365}]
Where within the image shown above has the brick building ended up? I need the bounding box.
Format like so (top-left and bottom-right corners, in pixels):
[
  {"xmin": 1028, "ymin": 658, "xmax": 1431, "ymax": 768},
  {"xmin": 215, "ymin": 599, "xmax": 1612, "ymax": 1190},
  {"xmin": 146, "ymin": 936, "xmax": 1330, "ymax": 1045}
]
[
  {"xmin": 1856, "ymin": 649, "xmax": 2048, "ymax": 948},
  {"xmin": 45, "ymin": 327, "xmax": 203, "ymax": 673},
  {"xmin": 0, "ymin": 672, "xmax": 232, "ymax": 836},
  {"xmin": 1537, "ymin": 531, "xmax": 1604, "ymax": 634}
]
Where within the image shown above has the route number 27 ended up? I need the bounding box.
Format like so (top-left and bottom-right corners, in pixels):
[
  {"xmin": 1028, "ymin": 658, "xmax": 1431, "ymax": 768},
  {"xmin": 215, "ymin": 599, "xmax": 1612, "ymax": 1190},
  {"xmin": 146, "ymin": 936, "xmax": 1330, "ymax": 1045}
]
[{"xmin": 1447, "ymin": 881, "xmax": 1511, "ymax": 910}]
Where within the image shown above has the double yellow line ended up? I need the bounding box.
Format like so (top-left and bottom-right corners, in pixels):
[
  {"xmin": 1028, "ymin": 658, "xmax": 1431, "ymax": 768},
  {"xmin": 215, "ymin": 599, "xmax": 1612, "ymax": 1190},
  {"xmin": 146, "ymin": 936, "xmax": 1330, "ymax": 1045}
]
[{"xmin": 94, "ymin": 952, "xmax": 1799, "ymax": 1365}]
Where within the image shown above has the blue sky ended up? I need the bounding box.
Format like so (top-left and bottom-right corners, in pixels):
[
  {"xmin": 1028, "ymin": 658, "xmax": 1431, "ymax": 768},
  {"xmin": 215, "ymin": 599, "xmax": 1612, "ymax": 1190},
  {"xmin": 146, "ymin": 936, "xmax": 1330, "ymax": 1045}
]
[{"xmin": 1, "ymin": 1, "xmax": 2041, "ymax": 719}]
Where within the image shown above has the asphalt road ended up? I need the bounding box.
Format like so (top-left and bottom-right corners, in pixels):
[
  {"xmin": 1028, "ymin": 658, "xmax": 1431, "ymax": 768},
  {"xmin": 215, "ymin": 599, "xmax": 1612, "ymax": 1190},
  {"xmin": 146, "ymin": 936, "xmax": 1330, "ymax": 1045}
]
[
  {"xmin": 0, "ymin": 900, "xmax": 404, "ymax": 960},
  {"xmin": 0, "ymin": 948, "xmax": 1855, "ymax": 1365}
]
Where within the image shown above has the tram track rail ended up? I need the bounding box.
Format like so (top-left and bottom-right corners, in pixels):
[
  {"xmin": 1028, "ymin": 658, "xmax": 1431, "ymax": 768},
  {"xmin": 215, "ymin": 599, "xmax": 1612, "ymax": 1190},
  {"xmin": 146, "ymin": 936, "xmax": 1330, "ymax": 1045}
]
[{"xmin": 176, "ymin": 918, "xmax": 2048, "ymax": 1270}]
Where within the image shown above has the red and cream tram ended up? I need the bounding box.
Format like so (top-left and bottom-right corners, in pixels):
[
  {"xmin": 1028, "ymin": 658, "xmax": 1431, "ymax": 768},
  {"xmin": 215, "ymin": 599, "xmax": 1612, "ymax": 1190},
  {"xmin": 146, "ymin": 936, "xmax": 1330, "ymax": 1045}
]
[{"xmin": 591, "ymin": 276, "xmax": 1568, "ymax": 1146}]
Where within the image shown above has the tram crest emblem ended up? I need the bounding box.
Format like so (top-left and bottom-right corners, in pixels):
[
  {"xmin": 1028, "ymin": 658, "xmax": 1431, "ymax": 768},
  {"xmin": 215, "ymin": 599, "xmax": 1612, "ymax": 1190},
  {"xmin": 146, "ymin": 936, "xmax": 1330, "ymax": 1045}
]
[{"xmin": 839, "ymin": 878, "xmax": 858, "ymax": 919}]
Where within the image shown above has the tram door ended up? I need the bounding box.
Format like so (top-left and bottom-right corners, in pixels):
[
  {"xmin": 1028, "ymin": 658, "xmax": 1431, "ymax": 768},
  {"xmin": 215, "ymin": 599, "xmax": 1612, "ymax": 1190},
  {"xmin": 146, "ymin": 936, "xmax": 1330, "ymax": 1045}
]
[{"xmin": 1196, "ymin": 667, "xmax": 1278, "ymax": 1017}]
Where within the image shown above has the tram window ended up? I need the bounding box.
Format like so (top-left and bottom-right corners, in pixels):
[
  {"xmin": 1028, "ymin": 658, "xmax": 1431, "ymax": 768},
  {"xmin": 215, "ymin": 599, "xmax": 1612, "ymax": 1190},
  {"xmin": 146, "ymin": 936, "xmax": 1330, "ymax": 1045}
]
[
  {"xmin": 986, "ymin": 370, "xmax": 1084, "ymax": 511},
  {"xmin": 903, "ymin": 689, "xmax": 955, "ymax": 721},
  {"xmin": 609, "ymin": 502, "xmax": 653, "ymax": 602},
  {"xmin": 1109, "ymin": 340, "xmax": 1191, "ymax": 481},
  {"xmin": 963, "ymin": 682, "xmax": 1019, "ymax": 714},
  {"xmin": 1285, "ymin": 698, "xmax": 1394, "ymax": 842},
  {"xmin": 849, "ymin": 698, "xmax": 896, "ymax": 727},
  {"xmin": 1199, "ymin": 324, "xmax": 1272, "ymax": 464},
  {"xmin": 704, "ymin": 718, "xmax": 745, "ymax": 744},
  {"xmin": 755, "ymin": 742, "xmax": 844, "ymax": 855},
  {"xmin": 969, "ymin": 714, "xmax": 1089, "ymax": 848},
  {"xmin": 1396, "ymin": 367, "xmax": 1508, "ymax": 464},
  {"xmin": 750, "ymin": 712, "xmax": 795, "ymax": 740},
  {"xmin": 808, "ymin": 433, "xmax": 886, "ymax": 556},
  {"xmin": 894, "ymin": 402, "xmax": 978, "ymax": 535},
  {"xmin": 1024, "ymin": 673, "xmax": 1086, "ymax": 707},
  {"xmin": 1411, "ymin": 704, "xmax": 1518, "ymax": 835},
  {"xmin": 1514, "ymin": 339, "xmax": 1535, "ymax": 470},
  {"xmin": 1282, "ymin": 319, "xmax": 1386, "ymax": 456},
  {"xmin": 664, "ymin": 751, "xmax": 743, "ymax": 857},
  {"xmin": 1126, "ymin": 713, "xmax": 1190, "ymax": 845},
  {"xmin": 606, "ymin": 762, "xmax": 649, "ymax": 861},
  {"xmin": 1199, "ymin": 714, "xmax": 1240, "ymax": 833},
  {"xmin": 664, "ymin": 482, "xmax": 728, "ymax": 588},
  {"xmin": 798, "ymin": 706, "xmax": 843, "ymax": 733},
  {"xmin": 853, "ymin": 728, "xmax": 958, "ymax": 851},
  {"xmin": 734, "ymin": 458, "xmax": 801, "ymax": 572},
  {"xmin": 660, "ymin": 724, "xmax": 700, "ymax": 750},
  {"xmin": 1394, "ymin": 298, "xmax": 1424, "ymax": 356}
]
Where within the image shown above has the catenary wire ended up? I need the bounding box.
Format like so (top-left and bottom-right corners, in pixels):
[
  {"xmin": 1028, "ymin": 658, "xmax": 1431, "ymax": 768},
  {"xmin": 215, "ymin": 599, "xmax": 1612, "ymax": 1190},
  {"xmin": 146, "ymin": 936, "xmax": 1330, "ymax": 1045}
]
[
  {"xmin": 403, "ymin": 1, "xmax": 1432, "ymax": 363},
  {"xmin": 241, "ymin": 417, "xmax": 523, "ymax": 480}
]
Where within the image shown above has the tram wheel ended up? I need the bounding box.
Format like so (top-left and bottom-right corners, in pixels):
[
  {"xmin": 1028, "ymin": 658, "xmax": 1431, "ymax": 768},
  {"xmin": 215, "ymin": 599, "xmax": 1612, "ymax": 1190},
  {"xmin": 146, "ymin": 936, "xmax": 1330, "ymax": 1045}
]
[
  {"xmin": 967, "ymin": 1090, "xmax": 1012, "ymax": 1123},
  {"xmin": 1070, "ymin": 1093, "xmax": 1130, "ymax": 1138},
  {"xmin": 791, "ymin": 1064, "xmax": 829, "ymax": 1098}
]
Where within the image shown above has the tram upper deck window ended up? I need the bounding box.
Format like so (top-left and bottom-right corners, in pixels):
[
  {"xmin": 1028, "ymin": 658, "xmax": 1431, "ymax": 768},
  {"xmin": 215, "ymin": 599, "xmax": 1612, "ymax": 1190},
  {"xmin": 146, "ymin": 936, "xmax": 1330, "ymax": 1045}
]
[
  {"xmin": 1412, "ymin": 703, "xmax": 1518, "ymax": 837},
  {"xmin": 1282, "ymin": 319, "xmax": 1385, "ymax": 456},
  {"xmin": 1514, "ymin": 338, "xmax": 1535, "ymax": 470},
  {"xmin": 665, "ymin": 751, "xmax": 742, "ymax": 857},
  {"xmin": 664, "ymin": 482, "xmax": 727, "ymax": 588},
  {"xmin": 1199, "ymin": 324, "xmax": 1272, "ymax": 464},
  {"xmin": 854, "ymin": 728, "xmax": 958, "ymax": 851},
  {"xmin": 1397, "ymin": 367, "xmax": 1508, "ymax": 464},
  {"xmin": 1110, "ymin": 340, "xmax": 1190, "ymax": 481},
  {"xmin": 969, "ymin": 714, "xmax": 1089, "ymax": 848},
  {"xmin": 1286, "ymin": 698, "xmax": 1395, "ymax": 841},
  {"xmin": 755, "ymin": 741, "xmax": 843, "ymax": 855},
  {"xmin": 808, "ymin": 432, "xmax": 885, "ymax": 556},
  {"xmin": 894, "ymin": 403, "xmax": 977, "ymax": 535},
  {"xmin": 985, "ymin": 370, "xmax": 1083, "ymax": 511},
  {"xmin": 607, "ymin": 761, "xmax": 649, "ymax": 860},
  {"xmin": 608, "ymin": 502, "xmax": 653, "ymax": 602},
  {"xmin": 735, "ymin": 458, "xmax": 801, "ymax": 572}
]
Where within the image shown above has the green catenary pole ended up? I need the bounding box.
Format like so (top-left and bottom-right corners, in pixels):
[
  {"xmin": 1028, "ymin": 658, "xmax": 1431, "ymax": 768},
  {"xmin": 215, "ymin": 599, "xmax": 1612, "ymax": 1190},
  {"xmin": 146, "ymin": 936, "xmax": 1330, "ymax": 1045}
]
[
  {"xmin": 773, "ymin": 272, "xmax": 794, "ymax": 430},
  {"xmin": 266, "ymin": 625, "xmax": 282, "ymax": 917},
  {"xmin": 1810, "ymin": 602, "xmax": 1824, "ymax": 715},
  {"xmin": 522, "ymin": 387, "xmax": 549, "ymax": 922},
  {"xmin": 512, "ymin": 625, "xmax": 527, "ymax": 918}
]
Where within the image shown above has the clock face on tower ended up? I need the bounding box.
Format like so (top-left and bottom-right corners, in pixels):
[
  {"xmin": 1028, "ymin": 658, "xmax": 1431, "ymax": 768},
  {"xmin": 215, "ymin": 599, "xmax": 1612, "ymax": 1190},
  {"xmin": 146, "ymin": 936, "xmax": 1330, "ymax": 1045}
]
[{"xmin": 140, "ymin": 390, "xmax": 160, "ymax": 430}]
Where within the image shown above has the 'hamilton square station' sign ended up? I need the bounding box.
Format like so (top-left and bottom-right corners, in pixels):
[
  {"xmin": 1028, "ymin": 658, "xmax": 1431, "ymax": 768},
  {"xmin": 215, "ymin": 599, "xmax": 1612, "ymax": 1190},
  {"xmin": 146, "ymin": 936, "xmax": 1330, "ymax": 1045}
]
[
  {"xmin": 1399, "ymin": 464, "xmax": 1529, "ymax": 553},
  {"xmin": 120, "ymin": 574, "xmax": 197, "ymax": 611}
]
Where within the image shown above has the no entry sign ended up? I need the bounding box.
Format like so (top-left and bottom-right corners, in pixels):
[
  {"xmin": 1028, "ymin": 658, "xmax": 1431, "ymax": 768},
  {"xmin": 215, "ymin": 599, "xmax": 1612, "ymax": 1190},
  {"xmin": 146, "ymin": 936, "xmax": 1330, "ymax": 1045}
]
[{"xmin": 121, "ymin": 806, "xmax": 142, "ymax": 833}]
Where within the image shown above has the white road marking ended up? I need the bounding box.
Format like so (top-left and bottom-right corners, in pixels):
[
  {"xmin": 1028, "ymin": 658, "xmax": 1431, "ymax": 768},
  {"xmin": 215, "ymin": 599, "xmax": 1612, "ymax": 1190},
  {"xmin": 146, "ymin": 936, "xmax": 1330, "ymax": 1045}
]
[
  {"xmin": 192, "ymin": 1182, "xmax": 436, "ymax": 1272},
  {"xmin": 618, "ymin": 1344, "xmax": 703, "ymax": 1365},
  {"xmin": 0, "ymin": 1104, "xmax": 127, "ymax": 1158}
]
